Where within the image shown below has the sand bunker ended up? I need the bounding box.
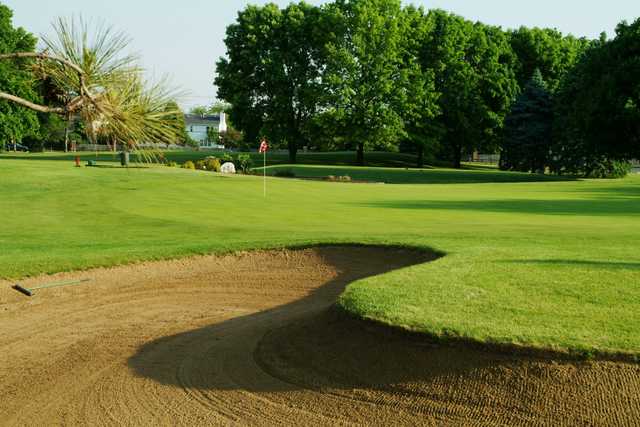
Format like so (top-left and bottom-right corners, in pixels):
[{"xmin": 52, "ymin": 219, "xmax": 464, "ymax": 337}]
[{"xmin": 1, "ymin": 246, "xmax": 639, "ymax": 426}]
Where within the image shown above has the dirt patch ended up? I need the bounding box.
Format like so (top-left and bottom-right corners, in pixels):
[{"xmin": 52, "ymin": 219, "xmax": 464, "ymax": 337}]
[{"xmin": 1, "ymin": 246, "xmax": 639, "ymax": 425}]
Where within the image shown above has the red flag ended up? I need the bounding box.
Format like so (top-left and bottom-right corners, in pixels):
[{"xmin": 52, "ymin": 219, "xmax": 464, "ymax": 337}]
[{"xmin": 259, "ymin": 139, "xmax": 269, "ymax": 153}]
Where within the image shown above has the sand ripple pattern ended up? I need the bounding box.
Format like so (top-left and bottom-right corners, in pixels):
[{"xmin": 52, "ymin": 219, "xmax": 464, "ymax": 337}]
[{"xmin": 1, "ymin": 246, "xmax": 639, "ymax": 426}]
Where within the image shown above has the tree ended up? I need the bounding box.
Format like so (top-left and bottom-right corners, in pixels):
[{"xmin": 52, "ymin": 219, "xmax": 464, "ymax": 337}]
[
  {"xmin": 322, "ymin": 0, "xmax": 408, "ymax": 165},
  {"xmin": 424, "ymin": 11, "xmax": 518, "ymax": 168},
  {"xmin": 398, "ymin": 6, "xmax": 442, "ymax": 168},
  {"xmin": 220, "ymin": 125, "xmax": 244, "ymax": 149},
  {"xmin": 509, "ymin": 27, "xmax": 591, "ymax": 93},
  {"xmin": 189, "ymin": 102, "xmax": 231, "ymax": 116},
  {"xmin": 552, "ymin": 18, "xmax": 640, "ymax": 177},
  {"xmin": 0, "ymin": 16, "xmax": 184, "ymax": 159},
  {"xmin": 164, "ymin": 101, "xmax": 189, "ymax": 146},
  {"xmin": 501, "ymin": 69, "xmax": 553, "ymax": 172},
  {"xmin": 216, "ymin": 2, "xmax": 327, "ymax": 163},
  {"xmin": 0, "ymin": 4, "xmax": 40, "ymax": 151},
  {"xmin": 189, "ymin": 105, "xmax": 208, "ymax": 116}
]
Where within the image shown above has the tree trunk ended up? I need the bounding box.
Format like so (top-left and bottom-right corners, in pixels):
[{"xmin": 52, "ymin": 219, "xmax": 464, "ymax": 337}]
[
  {"xmin": 417, "ymin": 145, "xmax": 425, "ymax": 169},
  {"xmin": 64, "ymin": 113, "xmax": 71, "ymax": 153},
  {"xmin": 356, "ymin": 143, "xmax": 364, "ymax": 166},
  {"xmin": 452, "ymin": 143, "xmax": 462, "ymax": 169},
  {"xmin": 288, "ymin": 140, "xmax": 297, "ymax": 164}
]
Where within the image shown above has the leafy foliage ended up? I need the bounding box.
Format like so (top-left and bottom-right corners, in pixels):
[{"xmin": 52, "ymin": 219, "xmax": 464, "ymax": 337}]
[
  {"xmin": 0, "ymin": 5, "xmax": 39, "ymax": 150},
  {"xmin": 216, "ymin": 2, "xmax": 327, "ymax": 162},
  {"xmin": 1, "ymin": 15, "xmax": 184, "ymax": 160},
  {"xmin": 553, "ymin": 18, "xmax": 640, "ymax": 177},
  {"xmin": 509, "ymin": 27, "xmax": 591, "ymax": 93},
  {"xmin": 216, "ymin": 1, "xmax": 637, "ymax": 175},
  {"xmin": 322, "ymin": 0, "xmax": 409, "ymax": 165},
  {"xmin": 501, "ymin": 69, "xmax": 553, "ymax": 173}
]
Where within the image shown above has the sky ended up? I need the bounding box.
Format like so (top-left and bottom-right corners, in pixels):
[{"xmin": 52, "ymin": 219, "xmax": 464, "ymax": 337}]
[{"xmin": 4, "ymin": 0, "xmax": 638, "ymax": 110}]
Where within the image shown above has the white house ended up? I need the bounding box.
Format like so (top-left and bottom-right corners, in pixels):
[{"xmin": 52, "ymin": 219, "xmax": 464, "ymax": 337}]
[{"xmin": 185, "ymin": 112, "xmax": 227, "ymax": 148}]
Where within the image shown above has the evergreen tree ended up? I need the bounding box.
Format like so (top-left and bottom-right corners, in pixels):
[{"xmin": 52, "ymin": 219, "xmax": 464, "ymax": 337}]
[{"xmin": 501, "ymin": 69, "xmax": 553, "ymax": 173}]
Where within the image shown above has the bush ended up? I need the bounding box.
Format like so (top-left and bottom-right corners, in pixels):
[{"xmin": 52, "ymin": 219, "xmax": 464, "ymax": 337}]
[
  {"xmin": 236, "ymin": 153, "xmax": 253, "ymax": 174},
  {"xmin": 165, "ymin": 161, "xmax": 177, "ymax": 167},
  {"xmin": 194, "ymin": 159, "xmax": 206, "ymax": 170},
  {"xmin": 204, "ymin": 157, "xmax": 221, "ymax": 172},
  {"xmin": 274, "ymin": 169, "xmax": 296, "ymax": 178},
  {"xmin": 220, "ymin": 153, "xmax": 234, "ymax": 164},
  {"xmin": 182, "ymin": 160, "xmax": 196, "ymax": 170},
  {"xmin": 585, "ymin": 159, "xmax": 632, "ymax": 179},
  {"xmin": 325, "ymin": 175, "xmax": 352, "ymax": 182}
]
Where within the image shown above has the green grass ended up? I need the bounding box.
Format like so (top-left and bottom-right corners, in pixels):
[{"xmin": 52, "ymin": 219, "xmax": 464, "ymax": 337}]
[
  {"xmin": 0, "ymin": 150, "xmax": 422, "ymax": 168},
  {"xmin": 260, "ymin": 164, "xmax": 576, "ymax": 184},
  {"xmin": 1, "ymin": 156, "xmax": 639, "ymax": 358}
]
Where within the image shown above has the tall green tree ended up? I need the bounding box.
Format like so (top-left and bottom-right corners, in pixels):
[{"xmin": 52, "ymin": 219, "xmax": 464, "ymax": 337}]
[
  {"xmin": 322, "ymin": 0, "xmax": 408, "ymax": 165},
  {"xmin": 398, "ymin": 5, "xmax": 442, "ymax": 168},
  {"xmin": 424, "ymin": 11, "xmax": 518, "ymax": 168},
  {"xmin": 0, "ymin": 4, "xmax": 39, "ymax": 151},
  {"xmin": 501, "ymin": 69, "xmax": 553, "ymax": 172},
  {"xmin": 509, "ymin": 27, "xmax": 591, "ymax": 93},
  {"xmin": 216, "ymin": 2, "xmax": 327, "ymax": 162},
  {"xmin": 553, "ymin": 18, "xmax": 640, "ymax": 177}
]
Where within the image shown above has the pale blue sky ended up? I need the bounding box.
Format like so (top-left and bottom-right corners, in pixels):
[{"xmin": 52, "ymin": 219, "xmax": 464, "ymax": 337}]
[{"xmin": 4, "ymin": 1, "xmax": 638, "ymax": 109}]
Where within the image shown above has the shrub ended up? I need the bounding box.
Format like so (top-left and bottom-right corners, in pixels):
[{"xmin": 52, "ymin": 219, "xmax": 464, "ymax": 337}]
[
  {"xmin": 325, "ymin": 175, "xmax": 352, "ymax": 182},
  {"xmin": 274, "ymin": 169, "xmax": 296, "ymax": 178},
  {"xmin": 236, "ymin": 153, "xmax": 253, "ymax": 174},
  {"xmin": 204, "ymin": 157, "xmax": 221, "ymax": 172},
  {"xmin": 194, "ymin": 159, "xmax": 207, "ymax": 170},
  {"xmin": 165, "ymin": 161, "xmax": 177, "ymax": 167},
  {"xmin": 585, "ymin": 160, "xmax": 632, "ymax": 179},
  {"xmin": 182, "ymin": 160, "xmax": 196, "ymax": 170},
  {"xmin": 220, "ymin": 153, "xmax": 234, "ymax": 164}
]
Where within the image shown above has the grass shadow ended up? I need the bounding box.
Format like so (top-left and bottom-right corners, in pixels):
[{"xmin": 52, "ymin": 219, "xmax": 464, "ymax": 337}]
[
  {"xmin": 358, "ymin": 198, "xmax": 640, "ymax": 216},
  {"xmin": 500, "ymin": 259, "xmax": 640, "ymax": 270}
]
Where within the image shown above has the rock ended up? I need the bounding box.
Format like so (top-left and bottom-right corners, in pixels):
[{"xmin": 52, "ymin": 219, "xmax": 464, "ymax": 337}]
[{"xmin": 221, "ymin": 162, "xmax": 236, "ymax": 174}]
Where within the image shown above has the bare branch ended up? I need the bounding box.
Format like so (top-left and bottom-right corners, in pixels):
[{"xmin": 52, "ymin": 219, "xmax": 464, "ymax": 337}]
[{"xmin": 0, "ymin": 91, "xmax": 65, "ymax": 114}]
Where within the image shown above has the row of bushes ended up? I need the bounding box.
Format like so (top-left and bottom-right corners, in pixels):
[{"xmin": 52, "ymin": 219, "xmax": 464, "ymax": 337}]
[
  {"xmin": 168, "ymin": 154, "xmax": 254, "ymax": 174},
  {"xmin": 273, "ymin": 169, "xmax": 353, "ymax": 182}
]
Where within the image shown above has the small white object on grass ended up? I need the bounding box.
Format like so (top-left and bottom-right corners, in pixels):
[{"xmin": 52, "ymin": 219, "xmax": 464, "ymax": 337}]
[{"xmin": 221, "ymin": 162, "xmax": 236, "ymax": 174}]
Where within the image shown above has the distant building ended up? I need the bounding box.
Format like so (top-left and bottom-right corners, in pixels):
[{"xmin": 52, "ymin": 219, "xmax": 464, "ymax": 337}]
[{"xmin": 185, "ymin": 112, "xmax": 227, "ymax": 148}]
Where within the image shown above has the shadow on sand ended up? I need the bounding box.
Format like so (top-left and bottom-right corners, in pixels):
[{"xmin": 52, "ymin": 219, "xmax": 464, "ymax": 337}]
[{"xmin": 125, "ymin": 245, "xmax": 640, "ymax": 423}]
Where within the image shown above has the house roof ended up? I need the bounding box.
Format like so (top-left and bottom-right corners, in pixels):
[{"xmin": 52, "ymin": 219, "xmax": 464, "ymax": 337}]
[{"xmin": 184, "ymin": 114, "xmax": 221, "ymax": 126}]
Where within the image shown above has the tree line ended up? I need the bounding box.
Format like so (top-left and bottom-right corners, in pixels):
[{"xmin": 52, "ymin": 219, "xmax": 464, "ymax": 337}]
[{"xmin": 216, "ymin": 0, "xmax": 639, "ymax": 176}]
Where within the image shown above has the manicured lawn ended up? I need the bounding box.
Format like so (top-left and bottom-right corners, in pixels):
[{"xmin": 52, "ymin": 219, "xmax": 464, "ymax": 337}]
[
  {"xmin": 260, "ymin": 164, "xmax": 576, "ymax": 184},
  {"xmin": 1, "ymin": 157, "xmax": 639, "ymax": 358},
  {"xmin": 0, "ymin": 150, "xmax": 422, "ymax": 168}
]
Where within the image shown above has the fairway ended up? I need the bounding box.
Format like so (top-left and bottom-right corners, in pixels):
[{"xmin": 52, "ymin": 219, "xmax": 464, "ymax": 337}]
[{"xmin": 1, "ymin": 158, "xmax": 639, "ymax": 359}]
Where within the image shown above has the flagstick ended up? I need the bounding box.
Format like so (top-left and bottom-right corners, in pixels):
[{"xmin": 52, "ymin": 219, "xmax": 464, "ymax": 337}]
[{"xmin": 263, "ymin": 150, "xmax": 266, "ymax": 198}]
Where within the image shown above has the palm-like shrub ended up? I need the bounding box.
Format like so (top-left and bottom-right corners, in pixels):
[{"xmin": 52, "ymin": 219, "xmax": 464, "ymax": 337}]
[{"xmin": 0, "ymin": 17, "xmax": 184, "ymax": 160}]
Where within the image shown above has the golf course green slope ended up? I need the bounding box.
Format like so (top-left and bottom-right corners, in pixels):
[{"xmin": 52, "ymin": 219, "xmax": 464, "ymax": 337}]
[{"xmin": 2, "ymin": 157, "xmax": 639, "ymax": 358}]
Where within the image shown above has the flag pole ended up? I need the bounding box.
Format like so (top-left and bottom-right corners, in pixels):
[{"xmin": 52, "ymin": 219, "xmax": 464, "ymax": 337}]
[{"xmin": 263, "ymin": 150, "xmax": 266, "ymax": 198}]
